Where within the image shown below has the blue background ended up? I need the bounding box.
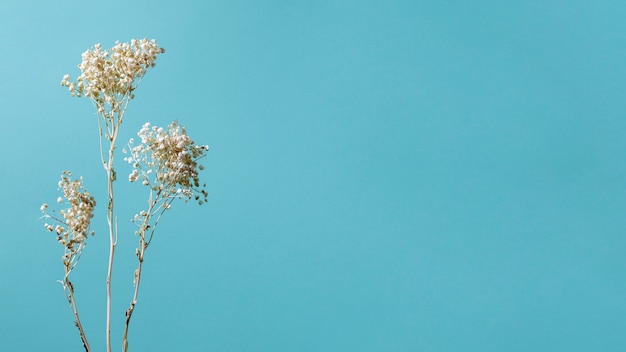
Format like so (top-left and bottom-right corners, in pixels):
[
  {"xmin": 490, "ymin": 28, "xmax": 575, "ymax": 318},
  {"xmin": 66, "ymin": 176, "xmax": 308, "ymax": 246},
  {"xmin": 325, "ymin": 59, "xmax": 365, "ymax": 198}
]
[{"xmin": 2, "ymin": 0, "xmax": 626, "ymax": 351}]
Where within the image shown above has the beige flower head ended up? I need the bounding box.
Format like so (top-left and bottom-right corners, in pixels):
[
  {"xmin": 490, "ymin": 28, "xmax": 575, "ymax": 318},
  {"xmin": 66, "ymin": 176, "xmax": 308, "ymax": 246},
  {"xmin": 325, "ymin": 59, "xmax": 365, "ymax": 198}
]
[
  {"xmin": 41, "ymin": 171, "xmax": 96, "ymax": 261},
  {"xmin": 125, "ymin": 121, "xmax": 209, "ymax": 204},
  {"xmin": 60, "ymin": 39, "xmax": 165, "ymax": 119}
]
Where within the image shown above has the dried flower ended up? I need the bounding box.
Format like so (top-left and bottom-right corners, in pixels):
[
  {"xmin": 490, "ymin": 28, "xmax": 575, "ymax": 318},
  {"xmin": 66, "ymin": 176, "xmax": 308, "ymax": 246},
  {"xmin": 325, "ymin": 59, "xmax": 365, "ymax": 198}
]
[
  {"xmin": 40, "ymin": 171, "xmax": 96, "ymax": 266},
  {"xmin": 126, "ymin": 121, "xmax": 208, "ymax": 204},
  {"xmin": 60, "ymin": 39, "xmax": 165, "ymax": 121}
]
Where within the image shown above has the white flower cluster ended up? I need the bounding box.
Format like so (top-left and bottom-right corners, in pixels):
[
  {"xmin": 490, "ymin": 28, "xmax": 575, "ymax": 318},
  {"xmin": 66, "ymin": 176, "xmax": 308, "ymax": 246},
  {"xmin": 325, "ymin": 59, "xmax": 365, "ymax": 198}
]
[
  {"xmin": 60, "ymin": 39, "xmax": 165, "ymax": 118},
  {"xmin": 41, "ymin": 171, "xmax": 96, "ymax": 259},
  {"xmin": 124, "ymin": 121, "xmax": 209, "ymax": 204}
]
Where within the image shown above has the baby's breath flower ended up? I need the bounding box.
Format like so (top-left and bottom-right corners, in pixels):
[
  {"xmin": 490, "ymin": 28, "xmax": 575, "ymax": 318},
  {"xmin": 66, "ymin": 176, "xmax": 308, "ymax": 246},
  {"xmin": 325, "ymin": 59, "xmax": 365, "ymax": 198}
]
[
  {"xmin": 40, "ymin": 171, "xmax": 97, "ymax": 260},
  {"xmin": 129, "ymin": 169, "xmax": 139, "ymax": 182},
  {"xmin": 61, "ymin": 39, "xmax": 165, "ymax": 120},
  {"xmin": 126, "ymin": 121, "xmax": 209, "ymax": 204}
]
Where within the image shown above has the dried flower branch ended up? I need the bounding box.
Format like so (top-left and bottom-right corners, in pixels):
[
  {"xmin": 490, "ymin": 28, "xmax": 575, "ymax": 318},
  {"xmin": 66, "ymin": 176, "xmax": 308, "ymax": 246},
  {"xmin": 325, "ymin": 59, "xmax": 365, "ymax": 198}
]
[
  {"xmin": 40, "ymin": 171, "xmax": 96, "ymax": 352},
  {"xmin": 121, "ymin": 122, "xmax": 208, "ymax": 351}
]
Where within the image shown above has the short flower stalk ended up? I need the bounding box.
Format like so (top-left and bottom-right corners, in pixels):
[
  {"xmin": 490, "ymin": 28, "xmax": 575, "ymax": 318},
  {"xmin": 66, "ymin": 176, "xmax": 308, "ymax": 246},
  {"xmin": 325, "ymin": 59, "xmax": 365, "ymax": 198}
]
[
  {"xmin": 121, "ymin": 121, "xmax": 208, "ymax": 351},
  {"xmin": 41, "ymin": 39, "xmax": 208, "ymax": 352},
  {"xmin": 40, "ymin": 171, "xmax": 96, "ymax": 351}
]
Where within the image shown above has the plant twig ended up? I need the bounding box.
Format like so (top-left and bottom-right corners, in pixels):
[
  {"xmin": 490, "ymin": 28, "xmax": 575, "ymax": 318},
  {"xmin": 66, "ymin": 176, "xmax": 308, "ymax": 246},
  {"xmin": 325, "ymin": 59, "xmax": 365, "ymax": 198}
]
[
  {"xmin": 122, "ymin": 192, "xmax": 160, "ymax": 352},
  {"xmin": 62, "ymin": 272, "xmax": 90, "ymax": 351},
  {"xmin": 121, "ymin": 240, "xmax": 144, "ymax": 352},
  {"xmin": 104, "ymin": 117, "xmax": 121, "ymax": 352}
]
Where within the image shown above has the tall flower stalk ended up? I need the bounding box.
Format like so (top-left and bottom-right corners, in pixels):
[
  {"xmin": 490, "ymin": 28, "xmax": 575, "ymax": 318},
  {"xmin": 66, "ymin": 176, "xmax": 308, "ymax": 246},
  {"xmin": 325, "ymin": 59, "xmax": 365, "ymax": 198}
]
[{"xmin": 43, "ymin": 38, "xmax": 209, "ymax": 351}]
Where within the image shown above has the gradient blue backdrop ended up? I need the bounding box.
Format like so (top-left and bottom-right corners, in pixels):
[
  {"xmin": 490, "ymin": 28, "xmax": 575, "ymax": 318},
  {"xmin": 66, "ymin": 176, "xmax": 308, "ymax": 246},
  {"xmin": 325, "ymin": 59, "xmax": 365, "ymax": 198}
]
[{"xmin": 2, "ymin": 0, "xmax": 626, "ymax": 351}]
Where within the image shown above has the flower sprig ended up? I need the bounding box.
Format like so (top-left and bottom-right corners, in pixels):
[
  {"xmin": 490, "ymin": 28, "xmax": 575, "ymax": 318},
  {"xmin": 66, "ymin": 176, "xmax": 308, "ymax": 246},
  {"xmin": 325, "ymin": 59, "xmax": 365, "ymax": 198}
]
[
  {"xmin": 124, "ymin": 121, "xmax": 209, "ymax": 206},
  {"xmin": 60, "ymin": 39, "xmax": 165, "ymax": 121},
  {"xmin": 40, "ymin": 171, "xmax": 96, "ymax": 351},
  {"xmin": 41, "ymin": 171, "xmax": 96, "ymax": 271},
  {"xmin": 121, "ymin": 121, "xmax": 208, "ymax": 351}
]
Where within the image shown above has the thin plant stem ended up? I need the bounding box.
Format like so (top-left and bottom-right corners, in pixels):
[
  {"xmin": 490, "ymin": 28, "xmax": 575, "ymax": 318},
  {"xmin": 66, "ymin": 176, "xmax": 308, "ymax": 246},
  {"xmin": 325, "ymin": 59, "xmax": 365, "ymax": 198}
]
[
  {"xmin": 122, "ymin": 191, "xmax": 158, "ymax": 351},
  {"xmin": 60, "ymin": 247, "xmax": 91, "ymax": 352},
  {"xmin": 105, "ymin": 125, "xmax": 117, "ymax": 352},
  {"xmin": 100, "ymin": 92, "xmax": 131, "ymax": 352},
  {"xmin": 121, "ymin": 240, "xmax": 144, "ymax": 352},
  {"xmin": 63, "ymin": 276, "xmax": 91, "ymax": 352},
  {"xmin": 121, "ymin": 188, "xmax": 174, "ymax": 351}
]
